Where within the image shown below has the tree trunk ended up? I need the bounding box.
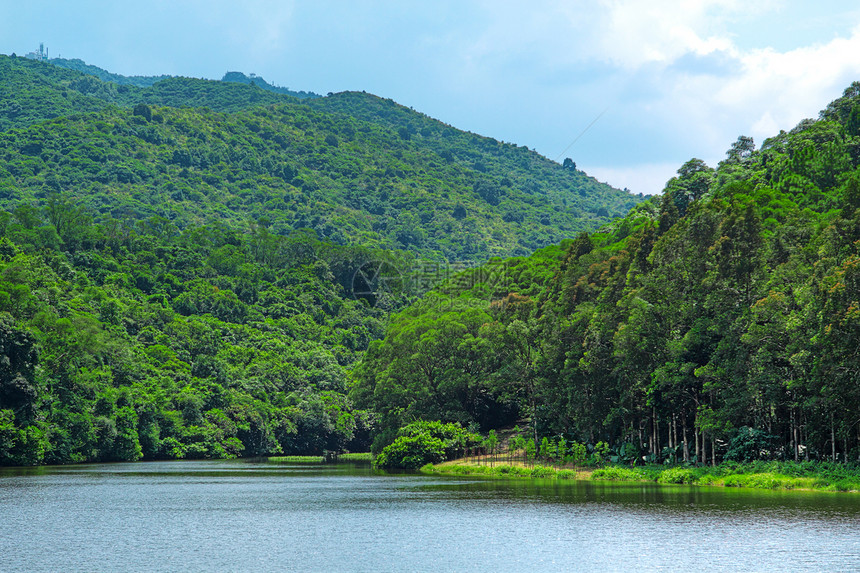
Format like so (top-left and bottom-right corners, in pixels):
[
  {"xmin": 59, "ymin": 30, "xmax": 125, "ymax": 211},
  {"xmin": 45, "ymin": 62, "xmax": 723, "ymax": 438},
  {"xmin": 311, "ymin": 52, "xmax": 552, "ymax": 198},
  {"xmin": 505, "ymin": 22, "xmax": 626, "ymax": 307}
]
[
  {"xmin": 792, "ymin": 409, "xmax": 799, "ymax": 463},
  {"xmin": 832, "ymin": 412, "xmax": 837, "ymax": 463},
  {"xmin": 682, "ymin": 413, "xmax": 689, "ymax": 463},
  {"xmin": 668, "ymin": 415, "xmax": 673, "ymax": 450},
  {"xmin": 672, "ymin": 414, "xmax": 678, "ymax": 454},
  {"xmin": 647, "ymin": 414, "xmax": 653, "ymax": 458},
  {"xmin": 694, "ymin": 422, "xmax": 699, "ymax": 464}
]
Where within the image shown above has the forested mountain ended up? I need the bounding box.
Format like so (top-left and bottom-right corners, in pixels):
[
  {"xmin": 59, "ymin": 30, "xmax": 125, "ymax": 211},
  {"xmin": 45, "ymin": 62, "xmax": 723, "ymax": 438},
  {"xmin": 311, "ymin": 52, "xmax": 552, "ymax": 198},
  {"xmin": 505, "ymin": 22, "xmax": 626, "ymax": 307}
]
[
  {"xmin": 0, "ymin": 54, "xmax": 638, "ymax": 261},
  {"xmin": 0, "ymin": 55, "xmax": 306, "ymax": 128},
  {"xmin": 353, "ymin": 82, "xmax": 860, "ymax": 464},
  {"xmin": 0, "ymin": 53, "xmax": 641, "ymax": 465}
]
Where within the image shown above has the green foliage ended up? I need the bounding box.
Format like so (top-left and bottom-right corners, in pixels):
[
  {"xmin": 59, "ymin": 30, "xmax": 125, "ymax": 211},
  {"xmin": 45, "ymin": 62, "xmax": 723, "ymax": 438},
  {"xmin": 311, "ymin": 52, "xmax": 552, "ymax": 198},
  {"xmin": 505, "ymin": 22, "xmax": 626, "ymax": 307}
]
[
  {"xmin": 656, "ymin": 467, "xmax": 698, "ymax": 484},
  {"xmin": 374, "ymin": 420, "xmax": 482, "ymax": 469},
  {"xmin": 354, "ymin": 80, "xmax": 860, "ymax": 468},
  {"xmin": 375, "ymin": 434, "xmax": 448, "ymax": 469},
  {"xmin": 590, "ymin": 467, "xmax": 646, "ymax": 481},
  {"xmin": 0, "ymin": 54, "xmax": 638, "ymax": 264},
  {"xmin": 220, "ymin": 71, "xmax": 318, "ymax": 99},
  {"xmin": 724, "ymin": 427, "xmax": 778, "ymax": 463},
  {"xmin": 1, "ymin": 51, "xmax": 626, "ymax": 465},
  {"xmin": 0, "ymin": 53, "xmax": 638, "ymax": 467},
  {"xmin": 0, "ymin": 209, "xmax": 397, "ymax": 464},
  {"xmin": 427, "ymin": 459, "xmax": 860, "ymax": 492}
]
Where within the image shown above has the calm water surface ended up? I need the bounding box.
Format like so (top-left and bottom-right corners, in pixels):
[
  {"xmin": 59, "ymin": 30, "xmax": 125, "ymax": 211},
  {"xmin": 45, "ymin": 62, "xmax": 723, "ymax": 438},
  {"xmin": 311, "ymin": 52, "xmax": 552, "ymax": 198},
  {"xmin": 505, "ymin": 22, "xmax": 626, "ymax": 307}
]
[{"xmin": 1, "ymin": 460, "xmax": 859, "ymax": 572}]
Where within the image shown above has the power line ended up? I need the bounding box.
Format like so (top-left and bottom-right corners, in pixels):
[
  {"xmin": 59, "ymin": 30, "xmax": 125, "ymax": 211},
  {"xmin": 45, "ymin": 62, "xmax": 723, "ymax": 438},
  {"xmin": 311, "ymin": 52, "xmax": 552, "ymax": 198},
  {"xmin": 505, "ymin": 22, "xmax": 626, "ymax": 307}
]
[{"xmin": 553, "ymin": 107, "xmax": 609, "ymax": 163}]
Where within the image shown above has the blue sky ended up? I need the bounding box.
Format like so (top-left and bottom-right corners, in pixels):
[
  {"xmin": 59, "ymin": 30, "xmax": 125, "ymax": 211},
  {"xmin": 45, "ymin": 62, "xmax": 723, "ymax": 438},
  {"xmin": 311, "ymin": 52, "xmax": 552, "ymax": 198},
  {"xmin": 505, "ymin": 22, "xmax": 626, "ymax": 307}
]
[{"xmin": 4, "ymin": 1, "xmax": 860, "ymax": 194}]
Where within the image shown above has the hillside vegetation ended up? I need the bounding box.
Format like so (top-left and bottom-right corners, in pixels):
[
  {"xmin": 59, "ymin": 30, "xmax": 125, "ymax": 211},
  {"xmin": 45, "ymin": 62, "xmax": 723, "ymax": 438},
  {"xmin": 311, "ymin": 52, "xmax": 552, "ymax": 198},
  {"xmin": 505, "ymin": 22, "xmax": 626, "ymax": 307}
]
[
  {"xmin": 0, "ymin": 54, "xmax": 638, "ymax": 262},
  {"xmin": 0, "ymin": 218, "xmax": 399, "ymax": 464},
  {"xmin": 0, "ymin": 54, "xmax": 640, "ymax": 465},
  {"xmin": 50, "ymin": 57, "xmax": 318, "ymax": 98},
  {"xmin": 353, "ymin": 82, "xmax": 860, "ymax": 466}
]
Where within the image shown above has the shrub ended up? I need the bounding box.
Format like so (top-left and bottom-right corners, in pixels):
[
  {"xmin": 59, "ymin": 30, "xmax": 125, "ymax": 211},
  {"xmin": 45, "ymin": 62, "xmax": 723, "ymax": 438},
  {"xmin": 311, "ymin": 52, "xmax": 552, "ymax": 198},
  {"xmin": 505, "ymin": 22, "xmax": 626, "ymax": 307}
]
[
  {"xmin": 530, "ymin": 465, "xmax": 555, "ymax": 478},
  {"xmin": 657, "ymin": 467, "xmax": 697, "ymax": 484},
  {"xmin": 375, "ymin": 434, "xmax": 446, "ymax": 469},
  {"xmin": 591, "ymin": 467, "xmax": 643, "ymax": 481},
  {"xmin": 374, "ymin": 420, "xmax": 483, "ymax": 469}
]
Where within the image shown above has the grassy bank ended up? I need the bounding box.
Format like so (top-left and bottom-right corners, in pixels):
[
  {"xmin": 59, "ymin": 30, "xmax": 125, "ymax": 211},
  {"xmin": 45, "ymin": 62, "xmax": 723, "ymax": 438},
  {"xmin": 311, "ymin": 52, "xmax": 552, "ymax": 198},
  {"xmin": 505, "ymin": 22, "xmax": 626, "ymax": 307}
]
[
  {"xmin": 422, "ymin": 460, "xmax": 860, "ymax": 493},
  {"xmin": 267, "ymin": 453, "xmax": 374, "ymax": 463},
  {"xmin": 422, "ymin": 461, "xmax": 592, "ymax": 480}
]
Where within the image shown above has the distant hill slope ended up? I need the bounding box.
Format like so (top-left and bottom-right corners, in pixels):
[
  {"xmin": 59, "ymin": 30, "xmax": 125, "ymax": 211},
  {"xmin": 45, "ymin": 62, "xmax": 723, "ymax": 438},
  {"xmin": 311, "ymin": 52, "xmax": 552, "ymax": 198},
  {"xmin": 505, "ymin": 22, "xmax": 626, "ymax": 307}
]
[
  {"xmin": 220, "ymin": 71, "xmax": 318, "ymax": 99},
  {"xmin": 49, "ymin": 57, "xmax": 319, "ymax": 99},
  {"xmin": 0, "ymin": 54, "xmax": 641, "ymax": 262},
  {"xmin": 0, "ymin": 56, "xmax": 114, "ymax": 131},
  {"xmin": 49, "ymin": 57, "xmax": 172, "ymax": 87},
  {"xmin": 0, "ymin": 55, "xmax": 305, "ymax": 127}
]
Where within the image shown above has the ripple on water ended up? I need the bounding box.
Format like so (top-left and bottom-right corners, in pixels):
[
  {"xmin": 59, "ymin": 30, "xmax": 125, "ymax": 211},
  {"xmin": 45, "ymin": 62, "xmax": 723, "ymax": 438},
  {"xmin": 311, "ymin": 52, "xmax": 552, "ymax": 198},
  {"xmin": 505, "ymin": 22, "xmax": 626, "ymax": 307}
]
[{"xmin": 1, "ymin": 460, "xmax": 859, "ymax": 572}]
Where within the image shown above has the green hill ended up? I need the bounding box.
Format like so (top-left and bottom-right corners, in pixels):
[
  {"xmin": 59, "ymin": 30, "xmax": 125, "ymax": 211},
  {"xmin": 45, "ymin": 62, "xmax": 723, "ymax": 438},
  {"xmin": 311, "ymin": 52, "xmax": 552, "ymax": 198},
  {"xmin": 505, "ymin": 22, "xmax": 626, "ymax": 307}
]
[
  {"xmin": 0, "ymin": 54, "xmax": 640, "ymax": 262},
  {"xmin": 352, "ymin": 82, "xmax": 860, "ymax": 464},
  {"xmin": 0, "ymin": 54, "xmax": 643, "ymax": 465}
]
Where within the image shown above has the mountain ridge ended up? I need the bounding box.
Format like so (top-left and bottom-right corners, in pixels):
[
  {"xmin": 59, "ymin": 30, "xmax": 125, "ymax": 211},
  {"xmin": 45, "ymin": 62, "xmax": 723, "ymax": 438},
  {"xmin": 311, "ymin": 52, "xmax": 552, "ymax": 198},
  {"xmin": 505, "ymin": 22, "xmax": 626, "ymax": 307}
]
[{"xmin": 0, "ymin": 53, "xmax": 641, "ymax": 262}]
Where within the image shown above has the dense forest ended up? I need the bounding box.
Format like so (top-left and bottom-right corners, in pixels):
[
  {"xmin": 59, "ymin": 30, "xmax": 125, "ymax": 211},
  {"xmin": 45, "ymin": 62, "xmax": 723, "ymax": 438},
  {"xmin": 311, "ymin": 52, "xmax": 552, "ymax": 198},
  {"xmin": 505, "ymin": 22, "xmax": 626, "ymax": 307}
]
[
  {"xmin": 5, "ymin": 53, "xmax": 857, "ymax": 469},
  {"xmin": 0, "ymin": 54, "xmax": 639, "ymax": 465},
  {"xmin": 0, "ymin": 213, "xmax": 398, "ymax": 464},
  {"xmin": 353, "ymin": 83, "xmax": 860, "ymax": 465},
  {"xmin": 0, "ymin": 54, "xmax": 638, "ymax": 261}
]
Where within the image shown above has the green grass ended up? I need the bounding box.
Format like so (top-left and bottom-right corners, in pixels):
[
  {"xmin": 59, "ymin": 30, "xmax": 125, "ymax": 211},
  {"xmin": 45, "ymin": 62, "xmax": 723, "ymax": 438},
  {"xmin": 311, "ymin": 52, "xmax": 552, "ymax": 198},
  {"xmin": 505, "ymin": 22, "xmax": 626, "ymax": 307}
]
[
  {"xmin": 424, "ymin": 463, "xmax": 586, "ymax": 480},
  {"xmin": 267, "ymin": 452, "xmax": 373, "ymax": 464},
  {"xmin": 422, "ymin": 460, "xmax": 860, "ymax": 493},
  {"xmin": 337, "ymin": 453, "xmax": 374, "ymax": 462},
  {"xmin": 268, "ymin": 456, "xmax": 326, "ymax": 463}
]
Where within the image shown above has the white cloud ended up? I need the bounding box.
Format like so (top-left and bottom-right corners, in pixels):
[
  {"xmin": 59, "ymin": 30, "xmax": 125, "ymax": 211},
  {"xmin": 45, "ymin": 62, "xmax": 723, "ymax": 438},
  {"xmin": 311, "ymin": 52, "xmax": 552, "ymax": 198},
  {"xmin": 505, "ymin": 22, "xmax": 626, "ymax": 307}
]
[
  {"xmin": 646, "ymin": 22, "xmax": 860, "ymax": 161},
  {"xmin": 468, "ymin": 3, "xmax": 860, "ymax": 186},
  {"xmin": 585, "ymin": 0, "xmax": 775, "ymax": 68},
  {"xmin": 572, "ymin": 6, "xmax": 860, "ymax": 176},
  {"xmin": 726, "ymin": 28, "xmax": 860, "ymax": 135}
]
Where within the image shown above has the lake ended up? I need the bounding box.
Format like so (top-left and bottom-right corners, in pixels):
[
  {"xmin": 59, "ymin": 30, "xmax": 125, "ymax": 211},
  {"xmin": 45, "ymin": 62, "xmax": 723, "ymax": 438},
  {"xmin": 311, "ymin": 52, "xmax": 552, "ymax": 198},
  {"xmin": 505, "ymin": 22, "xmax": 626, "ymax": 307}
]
[{"xmin": 1, "ymin": 460, "xmax": 859, "ymax": 572}]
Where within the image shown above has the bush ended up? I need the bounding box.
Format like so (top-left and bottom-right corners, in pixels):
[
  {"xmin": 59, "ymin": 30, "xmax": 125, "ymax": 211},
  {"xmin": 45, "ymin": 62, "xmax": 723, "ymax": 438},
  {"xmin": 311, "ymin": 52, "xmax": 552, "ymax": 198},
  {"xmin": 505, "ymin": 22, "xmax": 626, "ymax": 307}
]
[
  {"xmin": 591, "ymin": 467, "xmax": 643, "ymax": 481},
  {"xmin": 374, "ymin": 420, "xmax": 483, "ymax": 469},
  {"xmin": 530, "ymin": 465, "xmax": 555, "ymax": 478},
  {"xmin": 657, "ymin": 467, "xmax": 698, "ymax": 484},
  {"xmin": 375, "ymin": 434, "xmax": 446, "ymax": 469}
]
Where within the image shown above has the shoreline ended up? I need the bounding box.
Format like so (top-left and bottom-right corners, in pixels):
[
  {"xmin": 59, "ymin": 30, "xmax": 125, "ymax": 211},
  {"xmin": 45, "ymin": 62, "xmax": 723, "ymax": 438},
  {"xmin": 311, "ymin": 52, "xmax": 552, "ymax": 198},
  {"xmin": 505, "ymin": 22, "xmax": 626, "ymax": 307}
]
[{"xmin": 421, "ymin": 459, "xmax": 860, "ymax": 493}]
